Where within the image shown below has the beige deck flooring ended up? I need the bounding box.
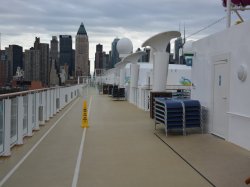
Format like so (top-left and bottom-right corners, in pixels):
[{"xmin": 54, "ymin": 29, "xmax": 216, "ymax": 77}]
[
  {"xmin": 155, "ymin": 130, "xmax": 250, "ymax": 187},
  {"xmin": 0, "ymin": 87, "xmax": 249, "ymax": 187},
  {"xmin": 77, "ymin": 89, "xmax": 212, "ymax": 187}
]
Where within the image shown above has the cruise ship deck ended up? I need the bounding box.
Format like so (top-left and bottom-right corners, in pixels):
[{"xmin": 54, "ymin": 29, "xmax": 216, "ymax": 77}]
[{"xmin": 0, "ymin": 86, "xmax": 250, "ymax": 187}]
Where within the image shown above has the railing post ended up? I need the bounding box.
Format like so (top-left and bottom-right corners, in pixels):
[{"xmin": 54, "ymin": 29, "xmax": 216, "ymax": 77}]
[
  {"xmin": 52, "ymin": 89, "xmax": 54, "ymax": 115},
  {"xmin": 48, "ymin": 90, "xmax": 52, "ymax": 118},
  {"xmin": 41, "ymin": 91, "xmax": 46, "ymax": 124},
  {"xmin": 56, "ymin": 88, "xmax": 60, "ymax": 112},
  {"xmin": 53, "ymin": 89, "xmax": 56, "ymax": 115},
  {"xmin": 17, "ymin": 96, "xmax": 24, "ymax": 145},
  {"xmin": 49, "ymin": 89, "xmax": 52, "ymax": 117},
  {"xmin": 60, "ymin": 88, "xmax": 62, "ymax": 109},
  {"xmin": 34, "ymin": 92, "xmax": 40, "ymax": 130},
  {"xmin": 3, "ymin": 99, "xmax": 11, "ymax": 156},
  {"xmin": 45, "ymin": 90, "xmax": 50, "ymax": 121},
  {"xmin": 27, "ymin": 94, "xmax": 33, "ymax": 137},
  {"xmin": 60, "ymin": 87, "xmax": 64, "ymax": 109}
]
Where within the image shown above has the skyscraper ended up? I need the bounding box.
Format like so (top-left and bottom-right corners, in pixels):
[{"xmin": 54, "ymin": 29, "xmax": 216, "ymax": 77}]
[
  {"xmin": 49, "ymin": 59, "xmax": 59, "ymax": 86},
  {"xmin": 7, "ymin": 45, "xmax": 23, "ymax": 82},
  {"xmin": 39, "ymin": 44, "xmax": 49, "ymax": 85},
  {"xmin": 111, "ymin": 38, "xmax": 120, "ymax": 68},
  {"xmin": 108, "ymin": 51, "xmax": 112, "ymax": 69},
  {"xmin": 50, "ymin": 36, "xmax": 59, "ymax": 72},
  {"xmin": 136, "ymin": 47, "xmax": 150, "ymax": 62},
  {"xmin": 75, "ymin": 22, "xmax": 89, "ymax": 77},
  {"xmin": 34, "ymin": 37, "xmax": 49, "ymax": 85},
  {"xmin": 102, "ymin": 52, "xmax": 110, "ymax": 70},
  {"xmin": 174, "ymin": 37, "xmax": 182, "ymax": 64},
  {"xmin": 95, "ymin": 44, "xmax": 103, "ymax": 74},
  {"xmin": 24, "ymin": 49, "xmax": 40, "ymax": 81},
  {"xmin": 142, "ymin": 48, "xmax": 150, "ymax": 62},
  {"xmin": 0, "ymin": 50, "xmax": 8, "ymax": 86},
  {"xmin": 59, "ymin": 35, "xmax": 73, "ymax": 76}
]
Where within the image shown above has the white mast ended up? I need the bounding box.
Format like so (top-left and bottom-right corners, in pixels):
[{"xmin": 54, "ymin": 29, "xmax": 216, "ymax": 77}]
[{"xmin": 226, "ymin": 0, "xmax": 232, "ymax": 28}]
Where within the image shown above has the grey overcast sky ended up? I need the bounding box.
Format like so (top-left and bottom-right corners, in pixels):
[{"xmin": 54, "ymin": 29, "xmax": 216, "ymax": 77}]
[{"xmin": 1, "ymin": 0, "xmax": 250, "ymax": 72}]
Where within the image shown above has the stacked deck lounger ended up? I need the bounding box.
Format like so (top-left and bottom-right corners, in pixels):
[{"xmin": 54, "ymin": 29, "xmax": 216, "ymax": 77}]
[
  {"xmin": 154, "ymin": 98, "xmax": 202, "ymax": 136},
  {"xmin": 108, "ymin": 85, "xmax": 114, "ymax": 95},
  {"xmin": 182, "ymin": 100, "xmax": 202, "ymax": 130},
  {"xmin": 102, "ymin": 85, "xmax": 109, "ymax": 94},
  {"xmin": 112, "ymin": 86, "xmax": 125, "ymax": 100}
]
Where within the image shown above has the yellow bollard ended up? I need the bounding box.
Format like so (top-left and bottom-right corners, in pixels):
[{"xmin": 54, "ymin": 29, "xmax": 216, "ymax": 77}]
[{"xmin": 81, "ymin": 100, "xmax": 89, "ymax": 128}]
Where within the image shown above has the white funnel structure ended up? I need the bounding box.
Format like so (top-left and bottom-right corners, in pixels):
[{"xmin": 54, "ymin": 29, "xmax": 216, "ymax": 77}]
[
  {"xmin": 142, "ymin": 31, "xmax": 181, "ymax": 92},
  {"xmin": 114, "ymin": 60, "xmax": 126, "ymax": 87},
  {"xmin": 116, "ymin": 51, "xmax": 145, "ymax": 103},
  {"xmin": 115, "ymin": 51, "xmax": 145, "ymax": 88}
]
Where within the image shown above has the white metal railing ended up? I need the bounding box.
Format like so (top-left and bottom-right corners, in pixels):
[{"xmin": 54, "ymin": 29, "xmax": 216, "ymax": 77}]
[
  {"xmin": 0, "ymin": 100, "xmax": 3, "ymax": 154},
  {"xmin": 0, "ymin": 84, "xmax": 82, "ymax": 156},
  {"xmin": 129, "ymin": 86, "xmax": 190, "ymax": 112}
]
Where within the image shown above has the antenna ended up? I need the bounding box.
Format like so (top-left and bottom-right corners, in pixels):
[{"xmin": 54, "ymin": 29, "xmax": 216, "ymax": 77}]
[
  {"xmin": 181, "ymin": 24, "xmax": 186, "ymax": 64},
  {"xmin": 183, "ymin": 23, "xmax": 186, "ymax": 45}
]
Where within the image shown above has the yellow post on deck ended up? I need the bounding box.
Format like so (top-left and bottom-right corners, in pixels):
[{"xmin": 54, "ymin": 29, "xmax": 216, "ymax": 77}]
[{"xmin": 81, "ymin": 100, "xmax": 89, "ymax": 128}]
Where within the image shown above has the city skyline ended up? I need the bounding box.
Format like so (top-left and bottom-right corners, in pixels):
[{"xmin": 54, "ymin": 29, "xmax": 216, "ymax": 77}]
[
  {"xmin": 0, "ymin": 23, "xmax": 90, "ymax": 87},
  {"xmin": 1, "ymin": 0, "xmax": 250, "ymax": 73}
]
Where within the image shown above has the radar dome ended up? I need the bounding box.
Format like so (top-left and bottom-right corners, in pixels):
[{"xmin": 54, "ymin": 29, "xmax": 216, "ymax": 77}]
[{"xmin": 116, "ymin": 38, "xmax": 133, "ymax": 57}]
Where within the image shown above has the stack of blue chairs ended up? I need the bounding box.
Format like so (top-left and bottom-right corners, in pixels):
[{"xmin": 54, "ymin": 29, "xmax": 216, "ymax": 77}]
[
  {"xmin": 154, "ymin": 98, "xmax": 202, "ymax": 136},
  {"xmin": 111, "ymin": 86, "xmax": 125, "ymax": 100},
  {"xmin": 165, "ymin": 100, "xmax": 184, "ymax": 130},
  {"xmin": 108, "ymin": 85, "xmax": 114, "ymax": 95},
  {"xmin": 182, "ymin": 100, "xmax": 201, "ymax": 129}
]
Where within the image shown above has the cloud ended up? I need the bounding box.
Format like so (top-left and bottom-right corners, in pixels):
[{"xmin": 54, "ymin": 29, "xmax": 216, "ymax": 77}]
[{"xmin": 1, "ymin": 0, "xmax": 250, "ymax": 73}]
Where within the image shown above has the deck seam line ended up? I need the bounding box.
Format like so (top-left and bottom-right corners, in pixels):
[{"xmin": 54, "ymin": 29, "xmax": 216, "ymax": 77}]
[
  {"xmin": 0, "ymin": 98, "xmax": 80, "ymax": 187},
  {"xmin": 71, "ymin": 96, "xmax": 93, "ymax": 187},
  {"xmin": 154, "ymin": 132, "xmax": 216, "ymax": 187}
]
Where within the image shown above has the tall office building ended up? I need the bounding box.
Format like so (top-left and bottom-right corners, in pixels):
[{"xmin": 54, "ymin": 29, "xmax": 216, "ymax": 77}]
[
  {"xmin": 142, "ymin": 48, "xmax": 150, "ymax": 62},
  {"xmin": 75, "ymin": 22, "xmax": 89, "ymax": 77},
  {"xmin": 7, "ymin": 45, "xmax": 23, "ymax": 82},
  {"xmin": 108, "ymin": 51, "xmax": 112, "ymax": 69},
  {"xmin": 40, "ymin": 44, "xmax": 49, "ymax": 85},
  {"xmin": 111, "ymin": 38, "xmax": 120, "ymax": 68},
  {"xmin": 50, "ymin": 36, "xmax": 59, "ymax": 72},
  {"xmin": 94, "ymin": 44, "xmax": 110, "ymax": 74},
  {"xmin": 24, "ymin": 49, "xmax": 40, "ymax": 81},
  {"xmin": 102, "ymin": 52, "xmax": 110, "ymax": 70},
  {"xmin": 94, "ymin": 44, "xmax": 103, "ymax": 74},
  {"xmin": 0, "ymin": 50, "xmax": 8, "ymax": 86},
  {"xmin": 34, "ymin": 37, "xmax": 50, "ymax": 85},
  {"xmin": 136, "ymin": 48, "xmax": 150, "ymax": 62},
  {"xmin": 49, "ymin": 59, "xmax": 59, "ymax": 86},
  {"xmin": 174, "ymin": 37, "xmax": 183, "ymax": 64},
  {"xmin": 59, "ymin": 35, "xmax": 73, "ymax": 76}
]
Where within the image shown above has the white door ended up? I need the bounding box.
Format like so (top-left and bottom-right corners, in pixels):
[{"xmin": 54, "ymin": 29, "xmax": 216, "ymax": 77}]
[{"xmin": 213, "ymin": 61, "xmax": 230, "ymax": 139}]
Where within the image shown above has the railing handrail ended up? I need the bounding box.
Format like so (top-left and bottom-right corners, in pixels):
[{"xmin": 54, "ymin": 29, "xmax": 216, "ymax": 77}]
[{"xmin": 0, "ymin": 84, "xmax": 78, "ymax": 99}]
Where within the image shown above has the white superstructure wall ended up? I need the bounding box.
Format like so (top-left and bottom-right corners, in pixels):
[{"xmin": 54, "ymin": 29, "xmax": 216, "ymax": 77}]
[{"xmin": 192, "ymin": 20, "xmax": 250, "ymax": 150}]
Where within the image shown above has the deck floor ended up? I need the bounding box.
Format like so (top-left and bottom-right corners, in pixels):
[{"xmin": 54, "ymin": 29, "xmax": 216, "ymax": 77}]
[{"xmin": 0, "ymin": 87, "xmax": 249, "ymax": 187}]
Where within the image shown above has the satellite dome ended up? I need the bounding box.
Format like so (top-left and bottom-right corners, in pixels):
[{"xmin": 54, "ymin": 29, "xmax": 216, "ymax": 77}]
[{"xmin": 116, "ymin": 38, "xmax": 133, "ymax": 57}]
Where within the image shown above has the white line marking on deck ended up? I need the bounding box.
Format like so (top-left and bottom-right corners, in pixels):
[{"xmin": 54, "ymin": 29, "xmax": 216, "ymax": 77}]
[
  {"xmin": 0, "ymin": 98, "xmax": 80, "ymax": 187},
  {"xmin": 71, "ymin": 96, "xmax": 93, "ymax": 187}
]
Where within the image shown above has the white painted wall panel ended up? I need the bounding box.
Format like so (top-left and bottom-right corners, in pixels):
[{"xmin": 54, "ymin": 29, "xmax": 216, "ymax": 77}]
[{"xmin": 192, "ymin": 20, "xmax": 250, "ymax": 150}]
